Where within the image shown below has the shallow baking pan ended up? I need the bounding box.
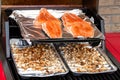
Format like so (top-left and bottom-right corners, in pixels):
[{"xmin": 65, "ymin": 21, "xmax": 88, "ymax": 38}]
[
  {"xmin": 55, "ymin": 42, "xmax": 117, "ymax": 76},
  {"xmin": 10, "ymin": 38, "xmax": 69, "ymax": 78},
  {"xmin": 9, "ymin": 9, "xmax": 104, "ymax": 41}
]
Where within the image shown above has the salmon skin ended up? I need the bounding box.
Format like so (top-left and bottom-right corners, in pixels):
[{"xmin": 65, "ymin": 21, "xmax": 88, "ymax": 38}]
[
  {"xmin": 33, "ymin": 8, "xmax": 62, "ymax": 38},
  {"xmin": 62, "ymin": 13, "xmax": 94, "ymax": 38}
]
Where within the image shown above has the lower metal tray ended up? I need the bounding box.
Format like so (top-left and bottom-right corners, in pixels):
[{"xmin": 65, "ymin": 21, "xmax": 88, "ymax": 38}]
[
  {"xmin": 10, "ymin": 39, "xmax": 69, "ymax": 78},
  {"xmin": 55, "ymin": 42, "xmax": 117, "ymax": 76}
]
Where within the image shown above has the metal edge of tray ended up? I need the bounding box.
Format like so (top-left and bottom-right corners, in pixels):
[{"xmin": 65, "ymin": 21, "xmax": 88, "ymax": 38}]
[{"xmin": 10, "ymin": 38, "xmax": 69, "ymax": 78}]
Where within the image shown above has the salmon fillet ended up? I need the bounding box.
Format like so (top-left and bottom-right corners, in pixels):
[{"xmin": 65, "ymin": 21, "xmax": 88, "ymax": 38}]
[
  {"xmin": 62, "ymin": 13, "xmax": 94, "ymax": 38},
  {"xmin": 34, "ymin": 8, "xmax": 62, "ymax": 38}
]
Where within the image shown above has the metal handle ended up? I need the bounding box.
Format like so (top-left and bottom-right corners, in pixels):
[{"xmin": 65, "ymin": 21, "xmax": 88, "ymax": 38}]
[{"xmin": 5, "ymin": 21, "xmax": 10, "ymax": 58}]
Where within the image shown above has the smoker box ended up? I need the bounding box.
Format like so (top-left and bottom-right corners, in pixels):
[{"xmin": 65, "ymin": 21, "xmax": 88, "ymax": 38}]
[{"xmin": 1, "ymin": 0, "xmax": 120, "ymax": 80}]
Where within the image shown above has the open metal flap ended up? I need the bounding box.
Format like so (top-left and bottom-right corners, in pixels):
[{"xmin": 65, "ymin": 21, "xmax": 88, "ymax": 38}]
[
  {"xmin": 2, "ymin": 0, "xmax": 82, "ymax": 5},
  {"xmin": 2, "ymin": 0, "xmax": 99, "ymax": 14}
]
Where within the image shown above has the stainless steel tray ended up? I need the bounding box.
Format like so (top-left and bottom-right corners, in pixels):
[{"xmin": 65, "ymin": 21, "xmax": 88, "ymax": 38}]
[
  {"xmin": 9, "ymin": 9, "xmax": 104, "ymax": 40},
  {"xmin": 10, "ymin": 39, "xmax": 69, "ymax": 77},
  {"xmin": 57, "ymin": 42, "xmax": 117, "ymax": 75}
]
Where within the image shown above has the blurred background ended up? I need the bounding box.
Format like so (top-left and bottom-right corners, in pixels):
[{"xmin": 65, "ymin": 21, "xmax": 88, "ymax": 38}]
[{"xmin": 99, "ymin": 0, "xmax": 120, "ymax": 32}]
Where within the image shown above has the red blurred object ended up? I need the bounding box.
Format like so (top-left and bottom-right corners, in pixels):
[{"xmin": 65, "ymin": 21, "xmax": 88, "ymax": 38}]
[
  {"xmin": 105, "ymin": 33, "xmax": 120, "ymax": 63},
  {"xmin": 0, "ymin": 61, "xmax": 6, "ymax": 80}
]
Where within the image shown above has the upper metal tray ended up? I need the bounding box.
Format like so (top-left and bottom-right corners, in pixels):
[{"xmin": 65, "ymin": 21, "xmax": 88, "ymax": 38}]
[{"xmin": 9, "ymin": 8, "xmax": 104, "ymax": 41}]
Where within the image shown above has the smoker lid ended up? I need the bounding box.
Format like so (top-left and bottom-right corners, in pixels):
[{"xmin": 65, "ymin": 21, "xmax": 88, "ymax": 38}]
[{"xmin": 1, "ymin": 0, "xmax": 99, "ymax": 14}]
